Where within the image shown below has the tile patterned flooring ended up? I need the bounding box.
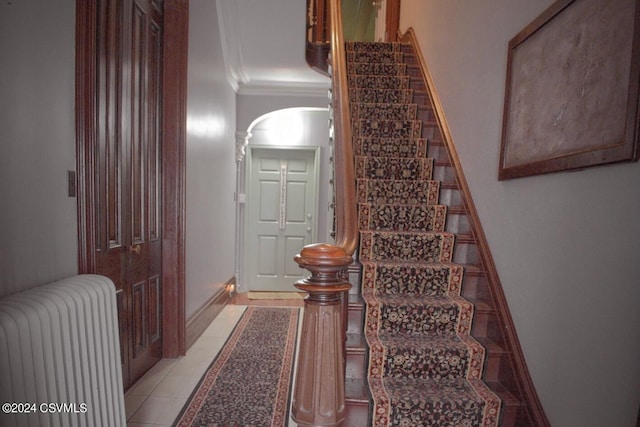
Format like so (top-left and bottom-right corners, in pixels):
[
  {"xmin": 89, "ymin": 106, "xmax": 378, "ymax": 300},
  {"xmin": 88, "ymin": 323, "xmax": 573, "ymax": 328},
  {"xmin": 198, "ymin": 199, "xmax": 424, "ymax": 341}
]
[{"xmin": 124, "ymin": 294, "xmax": 303, "ymax": 426}]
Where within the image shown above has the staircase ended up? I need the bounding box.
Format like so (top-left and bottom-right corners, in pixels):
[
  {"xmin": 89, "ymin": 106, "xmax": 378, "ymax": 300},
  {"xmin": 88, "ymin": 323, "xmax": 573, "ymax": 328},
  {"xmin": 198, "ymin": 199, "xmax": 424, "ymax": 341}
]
[{"xmin": 342, "ymin": 40, "xmax": 533, "ymax": 426}]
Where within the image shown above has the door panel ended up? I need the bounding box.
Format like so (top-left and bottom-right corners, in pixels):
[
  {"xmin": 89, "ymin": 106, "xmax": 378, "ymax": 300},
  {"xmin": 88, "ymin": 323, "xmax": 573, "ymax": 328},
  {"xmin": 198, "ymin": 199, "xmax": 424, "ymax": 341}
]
[
  {"xmin": 247, "ymin": 148, "xmax": 319, "ymax": 291},
  {"xmin": 284, "ymin": 236, "xmax": 306, "ymax": 277},
  {"xmin": 93, "ymin": 0, "xmax": 163, "ymax": 389}
]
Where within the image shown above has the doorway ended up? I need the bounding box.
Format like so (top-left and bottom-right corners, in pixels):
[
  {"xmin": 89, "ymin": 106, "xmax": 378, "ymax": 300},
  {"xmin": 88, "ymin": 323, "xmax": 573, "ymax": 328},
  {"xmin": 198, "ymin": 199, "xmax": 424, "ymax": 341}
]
[
  {"xmin": 245, "ymin": 147, "xmax": 320, "ymax": 292},
  {"xmin": 76, "ymin": 0, "xmax": 188, "ymax": 389}
]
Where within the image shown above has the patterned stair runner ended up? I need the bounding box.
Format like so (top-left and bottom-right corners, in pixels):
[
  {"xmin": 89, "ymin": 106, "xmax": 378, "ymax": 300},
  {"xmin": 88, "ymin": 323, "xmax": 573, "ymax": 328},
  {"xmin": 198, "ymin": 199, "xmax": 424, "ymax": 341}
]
[{"xmin": 347, "ymin": 41, "xmax": 502, "ymax": 427}]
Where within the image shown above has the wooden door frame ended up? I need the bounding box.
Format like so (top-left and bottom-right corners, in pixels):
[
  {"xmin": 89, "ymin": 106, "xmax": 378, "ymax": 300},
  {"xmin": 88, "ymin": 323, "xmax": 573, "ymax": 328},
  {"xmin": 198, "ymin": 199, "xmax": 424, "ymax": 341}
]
[
  {"xmin": 386, "ymin": 0, "xmax": 401, "ymax": 41},
  {"xmin": 75, "ymin": 0, "xmax": 188, "ymax": 358}
]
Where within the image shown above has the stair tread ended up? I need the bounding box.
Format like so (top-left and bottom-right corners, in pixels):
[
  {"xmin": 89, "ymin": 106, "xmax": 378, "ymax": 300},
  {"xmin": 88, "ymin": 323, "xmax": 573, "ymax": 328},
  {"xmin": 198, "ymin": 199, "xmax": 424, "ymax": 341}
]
[
  {"xmin": 373, "ymin": 376, "xmax": 494, "ymax": 401},
  {"xmin": 364, "ymin": 293, "xmax": 471, "ymax": 307},
  {"xmin": 376, "ymin": 332, "xmax": 479, "ymax": 348},
  {"xmin": 362, "ymin": 259, "xmax": 460, "ymax": 268}
]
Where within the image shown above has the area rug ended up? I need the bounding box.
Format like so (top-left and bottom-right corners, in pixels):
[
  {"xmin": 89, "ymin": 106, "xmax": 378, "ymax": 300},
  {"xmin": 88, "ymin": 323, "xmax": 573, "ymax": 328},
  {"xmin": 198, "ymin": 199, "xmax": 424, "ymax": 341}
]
[{"xmin": 173, "ymin": 307, "xmax": 299, "ymax": 427}]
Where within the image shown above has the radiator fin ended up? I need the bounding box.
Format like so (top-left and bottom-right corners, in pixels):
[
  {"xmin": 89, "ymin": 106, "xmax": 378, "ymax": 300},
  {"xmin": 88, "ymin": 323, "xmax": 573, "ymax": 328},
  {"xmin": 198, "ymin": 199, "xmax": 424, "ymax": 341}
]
[{"xmin": 0, "ymin": 275, "xmax": 126, "ymax": 427}]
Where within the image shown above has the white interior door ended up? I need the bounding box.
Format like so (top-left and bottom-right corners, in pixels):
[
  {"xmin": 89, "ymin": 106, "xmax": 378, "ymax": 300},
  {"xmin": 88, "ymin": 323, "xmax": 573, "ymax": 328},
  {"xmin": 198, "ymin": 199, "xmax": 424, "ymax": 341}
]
[{"xmin": 246, "ymin": 147, "xmax": 319, "ymax": 292}]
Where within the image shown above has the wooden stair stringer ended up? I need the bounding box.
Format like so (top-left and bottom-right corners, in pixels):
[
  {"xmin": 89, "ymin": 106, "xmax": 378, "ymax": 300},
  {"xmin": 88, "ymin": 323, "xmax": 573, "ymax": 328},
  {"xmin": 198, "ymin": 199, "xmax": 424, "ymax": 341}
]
[{"xmin": 400, "ymin": 28, "xmax": 551, "ymax": 427}]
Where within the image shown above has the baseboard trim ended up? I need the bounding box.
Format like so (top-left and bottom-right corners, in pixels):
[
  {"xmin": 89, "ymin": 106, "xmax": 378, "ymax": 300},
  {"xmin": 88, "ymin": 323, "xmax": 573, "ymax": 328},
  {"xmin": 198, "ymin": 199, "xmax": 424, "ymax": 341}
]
[{"xmin": 185, "ymin": 277, "xmax": 235, "ymax": 350}]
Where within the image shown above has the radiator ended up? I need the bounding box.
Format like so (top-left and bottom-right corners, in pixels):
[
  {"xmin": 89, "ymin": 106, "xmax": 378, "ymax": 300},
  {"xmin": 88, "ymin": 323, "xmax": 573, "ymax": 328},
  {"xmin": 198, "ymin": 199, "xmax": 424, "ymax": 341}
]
[{"xmin": 0, "ymin": 274, "xmax": 126, "ymax": 427}]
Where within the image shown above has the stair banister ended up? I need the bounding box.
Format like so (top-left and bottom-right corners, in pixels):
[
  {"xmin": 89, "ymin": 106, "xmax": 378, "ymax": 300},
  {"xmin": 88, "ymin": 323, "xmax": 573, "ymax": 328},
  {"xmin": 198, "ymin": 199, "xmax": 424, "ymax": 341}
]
[
  {"xmin": 305, "ymin": 0, "xmax": 330, "ymax": 75},
  {"xmin": 328, "ymin": 0, "xmax": 358, "ymax": 257},
  {"xmin": 292, "ymin": 0, "xmax": 357, "ymax": 426}
]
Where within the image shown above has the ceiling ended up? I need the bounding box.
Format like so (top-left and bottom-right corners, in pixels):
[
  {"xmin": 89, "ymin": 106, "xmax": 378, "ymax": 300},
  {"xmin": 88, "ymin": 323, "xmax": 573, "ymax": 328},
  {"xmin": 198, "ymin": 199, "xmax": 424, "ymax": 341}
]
[{"xmin": 217, "ymin": 0, "xmax": 330, "ymax": 96}]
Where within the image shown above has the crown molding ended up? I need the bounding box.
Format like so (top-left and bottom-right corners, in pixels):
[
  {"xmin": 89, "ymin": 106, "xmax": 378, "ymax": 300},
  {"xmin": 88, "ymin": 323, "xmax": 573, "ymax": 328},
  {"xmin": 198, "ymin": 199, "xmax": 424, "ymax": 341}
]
[
  {"xmin": 237, "ymin": 80, "xmax": 330, "ymax": 97},
  {"xmin": 216, "ymin": 0, "xmax": 248, "ymax": 91}
]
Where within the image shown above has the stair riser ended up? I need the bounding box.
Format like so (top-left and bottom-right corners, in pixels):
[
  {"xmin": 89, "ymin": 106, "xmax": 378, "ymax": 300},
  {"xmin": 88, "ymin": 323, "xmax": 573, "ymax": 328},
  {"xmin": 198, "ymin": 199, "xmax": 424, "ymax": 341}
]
[
  {"xmin": 347, "ymin": 304, "xmax": 364, "ymax": 334},
  {"xmin": 461, "ymin": 273, "xmax": 491, "ymax": 300},
  {"xmin": 453, "ymin": 241, "xmax": 481, "ymax": 265},
  {"xmin": 427, "ymin": 143, "xmax": 449, "ymax": 163},
  {"xmin": 439, "ymin": 186, "xmax": 464, "ymax": 207},
  {"xmin": 417, "ymin": 106, "xmax": 436, "ymax": 123},
  {"xmin": 446, "ymin": 212, "xmax": 471, "ymax": 234},
  {"xmin": 433, "ymin": 163, "xmax": 457, "ymax": 184},
  {"xmin": 471, "ymin": 309, "xmax": 504, "ymax": 345},
  {"xmin": 347, "ymin": 264, "xmax": 361, "ymax": 295},
  {"xmin": 342, "ymin": 402, "xmax": 371, "ymax": 427},
  {"xmin": 346, "ymin": 350, "xmax": 367, "ymax": 380},
  {"xmin": 484, "ymin": 351, "xmax": 504, "ymax": 383},
  {"xmin": 421, "ymin": 124, "xmax": 440, "ymax": 141}
]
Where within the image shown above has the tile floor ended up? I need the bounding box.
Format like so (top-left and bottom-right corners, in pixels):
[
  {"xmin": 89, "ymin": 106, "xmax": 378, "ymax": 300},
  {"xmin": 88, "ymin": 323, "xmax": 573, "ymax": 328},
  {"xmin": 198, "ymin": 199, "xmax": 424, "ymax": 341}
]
[{"xmin": 124, "ymin": 295, "xmax": 303, "ymax": 426}]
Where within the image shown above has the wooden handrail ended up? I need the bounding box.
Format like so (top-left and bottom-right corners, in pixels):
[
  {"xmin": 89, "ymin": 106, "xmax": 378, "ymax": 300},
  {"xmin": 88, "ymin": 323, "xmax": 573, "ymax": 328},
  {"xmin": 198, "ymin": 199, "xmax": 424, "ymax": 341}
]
[
  {"xmin": 305, "ymin": 0, "xmax": 358, "ymax": 257},
  {"xmin": 327, "ymin": 0, "xmax": 358, "ymax": 257}
]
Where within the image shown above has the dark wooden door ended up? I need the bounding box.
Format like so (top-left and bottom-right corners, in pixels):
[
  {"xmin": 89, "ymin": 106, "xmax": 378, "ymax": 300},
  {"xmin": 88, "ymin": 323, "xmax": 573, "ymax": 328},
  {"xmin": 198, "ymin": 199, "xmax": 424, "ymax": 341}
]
[{"xmin": 93, "ymin": 0, "xmax": 164, "ymax": 389}]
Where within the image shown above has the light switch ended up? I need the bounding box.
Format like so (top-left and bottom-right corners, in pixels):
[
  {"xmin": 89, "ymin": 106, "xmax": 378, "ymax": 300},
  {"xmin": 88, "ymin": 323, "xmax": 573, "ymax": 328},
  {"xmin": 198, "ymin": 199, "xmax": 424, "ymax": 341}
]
[{"xmin": 68, "ymin": 170, "xmax": 76, "ymax": 197}]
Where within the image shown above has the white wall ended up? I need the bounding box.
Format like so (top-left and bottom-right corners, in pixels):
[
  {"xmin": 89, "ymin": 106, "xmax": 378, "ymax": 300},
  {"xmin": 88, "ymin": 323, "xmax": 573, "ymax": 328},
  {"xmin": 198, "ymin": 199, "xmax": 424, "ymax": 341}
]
[
  {"xmin": 185, "ymin": 0, "xmax": 237, "ymax": 318},
  {"xmin": 400, "ymin": 2, "xmax": 640, "ymax": 426},
  {"xmin": 0, "ymin": 0, "xmax": 78, "ymax": 297},
  {"xmin": 236, "ymin": 92, "xmax": 329, "ymax": 132}
]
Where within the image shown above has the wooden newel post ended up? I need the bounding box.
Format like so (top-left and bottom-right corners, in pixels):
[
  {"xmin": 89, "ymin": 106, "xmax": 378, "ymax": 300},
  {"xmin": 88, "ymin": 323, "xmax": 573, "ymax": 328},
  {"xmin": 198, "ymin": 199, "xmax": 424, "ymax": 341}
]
[{"xmin": 291, "ymin": 243, "xmax": 352, "ymax": 427}]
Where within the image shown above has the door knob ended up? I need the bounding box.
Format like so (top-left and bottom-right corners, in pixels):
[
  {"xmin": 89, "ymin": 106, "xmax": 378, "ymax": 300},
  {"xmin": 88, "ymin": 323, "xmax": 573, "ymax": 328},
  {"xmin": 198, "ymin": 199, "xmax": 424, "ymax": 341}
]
[{"xmin": 129, "ymin": 244, "xmax": 141, "ymax": 254}]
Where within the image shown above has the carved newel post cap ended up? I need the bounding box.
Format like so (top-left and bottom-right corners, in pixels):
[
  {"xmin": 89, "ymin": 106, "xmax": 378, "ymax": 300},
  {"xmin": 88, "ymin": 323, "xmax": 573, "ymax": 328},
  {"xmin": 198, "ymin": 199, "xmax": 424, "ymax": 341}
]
[{"xmin": 296, "ymin": 243, "xmax": 352, "ymax": 268}]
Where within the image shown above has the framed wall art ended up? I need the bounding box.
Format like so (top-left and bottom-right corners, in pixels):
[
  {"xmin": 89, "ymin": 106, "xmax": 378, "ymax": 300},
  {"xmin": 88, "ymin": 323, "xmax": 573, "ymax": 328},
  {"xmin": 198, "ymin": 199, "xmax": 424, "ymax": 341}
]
[{"xmin": 498, "ymin": 0, "xmax": 640, "ymax": 180}]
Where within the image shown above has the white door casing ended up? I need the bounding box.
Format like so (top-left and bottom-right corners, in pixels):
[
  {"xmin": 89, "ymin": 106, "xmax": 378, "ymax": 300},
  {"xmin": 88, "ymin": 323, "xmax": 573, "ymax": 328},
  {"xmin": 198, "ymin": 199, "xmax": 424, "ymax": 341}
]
[
  {"xmin": 246, "ymin": 146, "xmax": 319, "ymax": 291},
  {"xmin": 374, "ymin": 0, "xmax": 387, "ymax": 42}
]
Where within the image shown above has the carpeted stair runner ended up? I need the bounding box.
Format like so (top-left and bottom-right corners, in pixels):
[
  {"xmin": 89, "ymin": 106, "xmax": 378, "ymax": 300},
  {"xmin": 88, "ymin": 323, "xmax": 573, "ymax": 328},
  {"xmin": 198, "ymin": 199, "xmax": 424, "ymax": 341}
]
[{"xmin": 347, "ymin": 41, "xmax": 502, "ymax": 426}]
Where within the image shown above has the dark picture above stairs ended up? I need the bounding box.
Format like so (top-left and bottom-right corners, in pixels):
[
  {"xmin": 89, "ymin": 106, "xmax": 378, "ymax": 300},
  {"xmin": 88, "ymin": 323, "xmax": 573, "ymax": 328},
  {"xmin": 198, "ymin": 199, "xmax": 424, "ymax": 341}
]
[{"xmin": 341, "ymin": 38, "xmax": 549, "ymax": 426}]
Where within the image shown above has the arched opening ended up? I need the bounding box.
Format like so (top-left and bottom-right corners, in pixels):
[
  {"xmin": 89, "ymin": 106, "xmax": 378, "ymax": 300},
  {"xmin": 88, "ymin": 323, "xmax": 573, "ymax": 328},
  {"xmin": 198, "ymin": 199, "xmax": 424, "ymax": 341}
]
[{"xmin": 235, "ymin": 107, "xmax": 333, "ymax": 293}]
